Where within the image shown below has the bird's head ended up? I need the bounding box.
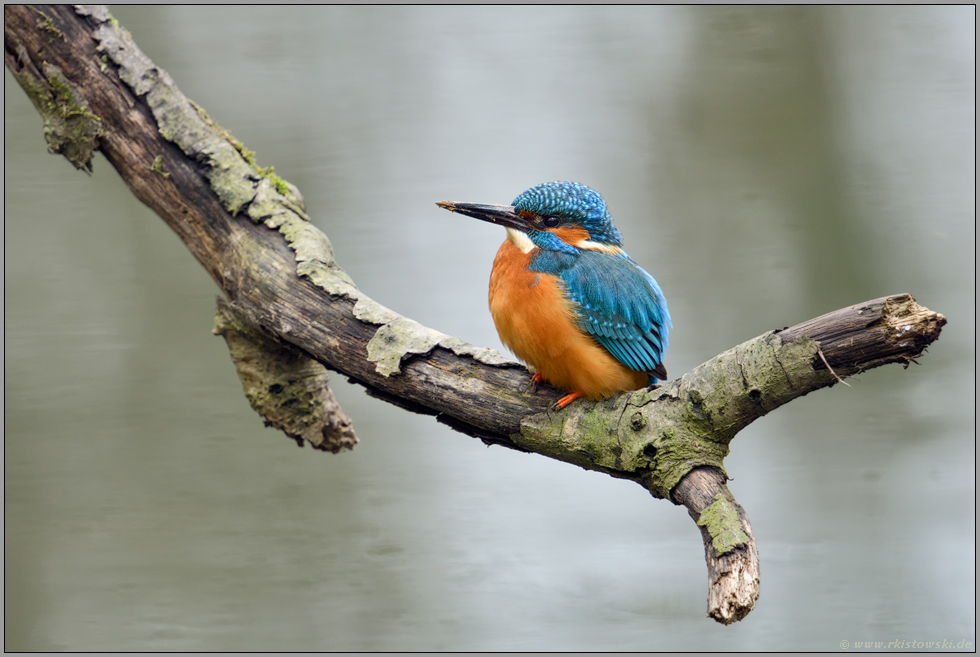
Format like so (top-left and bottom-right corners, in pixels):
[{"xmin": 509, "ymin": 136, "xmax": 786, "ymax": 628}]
[{"xmin": 437, "ymin": 182, "xmax": 623, "ymax": 254}]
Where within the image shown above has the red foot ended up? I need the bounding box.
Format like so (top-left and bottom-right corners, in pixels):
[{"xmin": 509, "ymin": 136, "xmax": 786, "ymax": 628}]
[
  {"xmin": 553, "ymin": 390, "xmax": 585, "ymax": 410},
  {"xmin": 531, "ymin": 373, "xmax": 544, "ymax": 384}
]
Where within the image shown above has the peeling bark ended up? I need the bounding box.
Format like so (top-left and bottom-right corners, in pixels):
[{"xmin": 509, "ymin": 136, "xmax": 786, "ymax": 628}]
[
  {"xmin": 5, "ymin": 5, "xmax": 947, "ymax": 624},
  {"xmin": 213, "ymin": 299, "xmax": 358, "ymax": 453}
]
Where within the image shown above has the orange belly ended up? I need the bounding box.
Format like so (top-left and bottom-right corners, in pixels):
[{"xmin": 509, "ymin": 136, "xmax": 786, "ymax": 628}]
[{"xmin": 488, "ymin": 239, "xmax": 648, "ymax": 400}]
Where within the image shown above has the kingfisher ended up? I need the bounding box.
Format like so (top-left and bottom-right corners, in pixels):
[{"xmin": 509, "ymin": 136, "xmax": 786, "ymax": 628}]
[{"xmin": 437, "ymin": 181, "xmax": 671, "ymax": 410}]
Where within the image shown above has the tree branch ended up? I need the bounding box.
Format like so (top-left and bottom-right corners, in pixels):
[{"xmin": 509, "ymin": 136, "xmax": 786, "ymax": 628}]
[
  {"xmin": 5, "ymin": 5, "xmax": 946, "ymax": 624},
  {"xmin": 213, "ymin": 298, "xmax": 358, "ymax": 453},
  {"xmin": 674, "ymin": 467, "xmax": 759, "ymax": 625}
]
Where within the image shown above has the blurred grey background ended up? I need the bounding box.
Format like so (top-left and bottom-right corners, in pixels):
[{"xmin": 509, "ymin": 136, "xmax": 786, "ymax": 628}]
[{"xmin": 4, "ymin": 6, "xmax": 974, "ymax": 651}]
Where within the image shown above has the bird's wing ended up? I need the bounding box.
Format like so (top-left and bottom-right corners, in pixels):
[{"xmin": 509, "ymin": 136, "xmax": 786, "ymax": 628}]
[{"xmin": 560, "ymin": 251, "xmax": 672, "ymax": 379}]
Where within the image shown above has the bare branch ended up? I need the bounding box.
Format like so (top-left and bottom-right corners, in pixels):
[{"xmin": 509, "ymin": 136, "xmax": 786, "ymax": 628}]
[{"xmin": 5, "ymin": 5, "xmax": 946, "ymax": 623}]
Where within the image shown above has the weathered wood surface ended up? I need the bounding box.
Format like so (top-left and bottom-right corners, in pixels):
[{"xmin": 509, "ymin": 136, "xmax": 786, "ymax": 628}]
[
  {"xmin": 674, "ymin": 467, "xmax": 760, "ymax": 625},
  {"xmin": 5, "ymin": 5, "xmax": 946, "ymax": 624}
]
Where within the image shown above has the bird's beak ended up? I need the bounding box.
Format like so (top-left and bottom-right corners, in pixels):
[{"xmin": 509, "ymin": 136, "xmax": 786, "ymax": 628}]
[{"xmin": 436, "ymin": 201, "xmax": 528, "ymax": 232}]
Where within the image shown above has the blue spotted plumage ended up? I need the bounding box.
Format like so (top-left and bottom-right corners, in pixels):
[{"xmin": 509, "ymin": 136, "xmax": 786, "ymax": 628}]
[
  {"xmin": 513, "ymin": 181, "xmax": 623, "ymax": 245},
  {"xmin": 438, "ymin": 181, "xmax": 672, "ymax": 408},
  {"xmin": 517, "ymin": 183, "xmax": 671, "ymax": 381}
]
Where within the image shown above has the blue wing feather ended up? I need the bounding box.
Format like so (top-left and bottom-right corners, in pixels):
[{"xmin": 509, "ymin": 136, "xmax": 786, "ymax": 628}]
[{"xmin": 551, "ymin": 250, "xmax": 672, "ymax": 379}]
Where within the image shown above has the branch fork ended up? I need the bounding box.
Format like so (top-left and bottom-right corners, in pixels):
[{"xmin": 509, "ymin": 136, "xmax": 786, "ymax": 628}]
[{"xmin": 5, "ymin": 4, "xmax": 946, "ymax": 624}]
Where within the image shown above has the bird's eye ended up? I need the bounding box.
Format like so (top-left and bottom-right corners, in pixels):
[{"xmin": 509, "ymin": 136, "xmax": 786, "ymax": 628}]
[{"xmin": 542, "ymin": 215, "xmax": 561, "ymax": 228}]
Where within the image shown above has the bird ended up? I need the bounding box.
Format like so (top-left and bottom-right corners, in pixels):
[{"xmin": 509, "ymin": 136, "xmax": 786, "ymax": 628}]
[{"xmin": 437, "ymin": 181, "xmax": 671, "ymax": 410}]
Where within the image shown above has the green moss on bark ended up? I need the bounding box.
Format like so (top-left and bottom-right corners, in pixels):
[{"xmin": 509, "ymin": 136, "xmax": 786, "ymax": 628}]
[
  {"xmin": 9, "ymin": 62, "xmax": 102, "ymax": 171},
  {"xmin": 29, "ymin": 6, "xmax": 65, "ymax": 42},
  {"xmin": 513, "ymin": 330, "xmax": 826, "ymax": 500},
  {"xmin": 697, "ymin": 494, "xmax": 749, "ymax": 554},
  {"xmin": 148, "ymin": 154, "xmax": 169, "ymax": 178}
]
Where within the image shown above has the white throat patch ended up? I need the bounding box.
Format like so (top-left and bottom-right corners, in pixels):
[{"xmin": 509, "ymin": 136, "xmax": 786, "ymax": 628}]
[{"xmin": 506, "ymin": 228, "xmax": 536, "ymax": 254}]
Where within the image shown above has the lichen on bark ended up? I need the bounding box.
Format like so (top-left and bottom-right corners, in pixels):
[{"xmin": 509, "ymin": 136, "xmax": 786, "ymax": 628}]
[
  {"xmin": 513, "ymin": 330, "xmax": 832, "ymax": 501},
  {"xmin": 213, "ymin": 299, "xmax": 357, "ymax": 452}
]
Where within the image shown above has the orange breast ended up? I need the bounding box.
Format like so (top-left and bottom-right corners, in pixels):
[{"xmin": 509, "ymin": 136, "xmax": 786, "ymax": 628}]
[{"xmin": 488, "ymin": 239, "xmax": 648, "ymax": 400}]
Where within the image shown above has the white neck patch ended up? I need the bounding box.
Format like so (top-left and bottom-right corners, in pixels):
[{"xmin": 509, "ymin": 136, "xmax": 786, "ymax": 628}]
[{"xmin": 575, "ymin": 239, "xmax": 623, "ymax": 255}]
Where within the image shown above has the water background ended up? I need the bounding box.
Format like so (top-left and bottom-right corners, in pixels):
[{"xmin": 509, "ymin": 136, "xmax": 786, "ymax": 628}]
[{"xmin": 5, "ymin": 6, "xmax": 975, "ymax": 651}]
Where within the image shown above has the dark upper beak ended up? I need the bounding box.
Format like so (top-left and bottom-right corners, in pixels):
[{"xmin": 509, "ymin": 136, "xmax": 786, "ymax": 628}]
[{"xmin": 436, "ymin": 201, "xmax": 528, "ymax": 232}]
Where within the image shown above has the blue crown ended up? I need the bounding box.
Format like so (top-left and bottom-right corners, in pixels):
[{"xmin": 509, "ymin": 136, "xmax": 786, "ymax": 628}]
[{"xmin": 512, "ymin": 182, "xmax": 623, "ymax": 245}]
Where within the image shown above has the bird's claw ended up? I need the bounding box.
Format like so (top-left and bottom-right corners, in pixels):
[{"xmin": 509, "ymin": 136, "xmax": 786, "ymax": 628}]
[{"xmin": 552, "ymin": 390, "xmax": 584, "ymax": 411}]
